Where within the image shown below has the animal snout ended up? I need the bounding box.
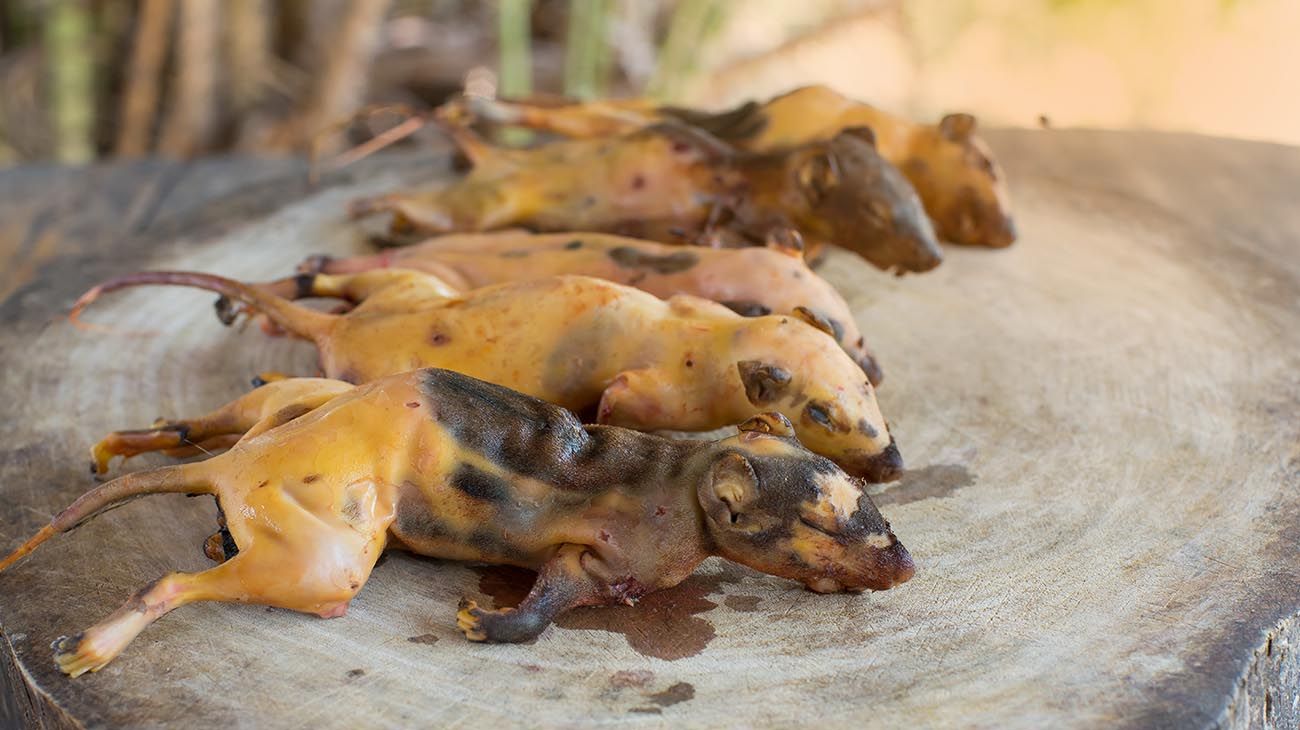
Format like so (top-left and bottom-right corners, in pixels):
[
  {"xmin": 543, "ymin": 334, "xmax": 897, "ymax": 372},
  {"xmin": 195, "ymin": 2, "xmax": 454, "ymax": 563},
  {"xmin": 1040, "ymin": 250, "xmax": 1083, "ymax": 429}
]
[
  {"xmin": 855, "ymin": 439, "xmax": 904, "ymax": 483},
  {"xmin": 876, "ymin": 540, "xmax": 915, "ymax": 588},
  {"xmin": 987, "ymin": 215, "xmax": 1017, "ymax": 248},
  {"xmin": 894, "ymin": 217, "xmax": 944, "ymax": 272},
  {"xmin": 849, "ymin": 539, "xmax": 915, "ymax": 592}
]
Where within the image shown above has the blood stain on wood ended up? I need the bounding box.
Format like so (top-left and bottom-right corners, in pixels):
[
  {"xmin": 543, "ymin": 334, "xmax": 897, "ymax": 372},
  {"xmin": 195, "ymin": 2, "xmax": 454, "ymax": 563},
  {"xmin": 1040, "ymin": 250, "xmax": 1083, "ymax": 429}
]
[
  {"xmin": 475, "ymin": 565, "xmax": 739, "ymax": 660},
  {"xmin": 873, "ymin": 463, "xmax": 975, "ymax": 507},
  {"xmin": 724, "ymin": 595, "xmax": 761, "ymax": 612},
  {"xmin": 648, "ymin": 681, "xmax": 695, "ymax": 706}
]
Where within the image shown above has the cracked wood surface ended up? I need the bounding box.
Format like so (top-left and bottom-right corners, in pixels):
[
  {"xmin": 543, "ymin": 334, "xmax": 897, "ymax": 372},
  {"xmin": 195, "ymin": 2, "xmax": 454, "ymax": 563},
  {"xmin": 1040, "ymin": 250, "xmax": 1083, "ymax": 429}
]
[{"xmin": 0, "ymin": 130, "xmax": 1297, "ymax": 729}]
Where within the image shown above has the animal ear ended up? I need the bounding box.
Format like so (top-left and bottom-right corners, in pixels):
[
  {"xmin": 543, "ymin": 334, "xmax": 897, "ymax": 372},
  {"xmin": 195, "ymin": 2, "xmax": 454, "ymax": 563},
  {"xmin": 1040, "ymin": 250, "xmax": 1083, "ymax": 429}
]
[
  {"xmin": 792, "ymin": 306, "xmax": 844, "ymax": 342},
  {"xmin": 940, "ymin": 113, "xmax": 977, "ymax": 141},
  {"xmin": 839, "ymin": 125, "xmax": 877, "ymax": 149},
  {"xmin": 701, "ymin": 452, "xmax": 759, "ymax": 526},
  {"xmin": 762, "ymin": 227, "xmax": 805, "ymax": 255},
  {"xmin": 797, "ymin": 152, "xmax": 840, "ymax": 202},
  {"xmin": 738, "ymin": 412, "xmax": 796, "ymax": 438}
]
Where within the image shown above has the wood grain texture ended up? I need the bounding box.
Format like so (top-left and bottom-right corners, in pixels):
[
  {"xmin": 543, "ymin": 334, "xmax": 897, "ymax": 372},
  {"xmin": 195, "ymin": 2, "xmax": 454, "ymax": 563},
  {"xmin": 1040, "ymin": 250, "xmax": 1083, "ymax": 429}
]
[{"xmin": 0, "ymin": 130, "xmax": 1297, "ymax": 729}]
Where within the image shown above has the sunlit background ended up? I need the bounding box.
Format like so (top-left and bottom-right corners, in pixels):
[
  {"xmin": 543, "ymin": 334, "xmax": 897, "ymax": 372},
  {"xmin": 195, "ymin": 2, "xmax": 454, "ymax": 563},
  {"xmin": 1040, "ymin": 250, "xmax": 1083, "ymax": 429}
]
[{"xmin": 3, "ymin": 0, "xmax": 1296, "ymax": 166}]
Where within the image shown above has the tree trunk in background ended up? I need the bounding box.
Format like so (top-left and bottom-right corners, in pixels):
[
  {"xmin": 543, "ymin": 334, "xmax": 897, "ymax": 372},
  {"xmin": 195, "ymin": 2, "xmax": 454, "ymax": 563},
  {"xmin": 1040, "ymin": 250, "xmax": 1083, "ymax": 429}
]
[
  {"xmin": 115, "ymin": 0, "xmax": 173, "ymax": 157},
  {"xmin": 280, "ymin": 0, "xmax": 391, "ymax": 154},
  {"xmin": 224, "ymin": 0, "xmax": 271, "ymax": 116},
  {"xmin": 157, "ymin": 0, "xmax": 218, "ymax": 157}
]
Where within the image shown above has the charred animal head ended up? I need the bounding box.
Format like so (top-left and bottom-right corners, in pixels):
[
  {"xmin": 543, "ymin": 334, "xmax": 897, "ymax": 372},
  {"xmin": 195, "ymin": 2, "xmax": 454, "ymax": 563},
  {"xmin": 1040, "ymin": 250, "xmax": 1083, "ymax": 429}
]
[
  {"xmin": 698, "ymin": 414, "xmax": 914, "ymax": 593},
  {"xmin": 733, "ymin": 315, "xmax": 899, "ymax": 482},
  {"xmin": 905, "ymin": 113, "xmax": 1015, "ymax": 248},
  {"xmin": 782, "ymin": 127, "xmax": 943, "ymax": 273}
]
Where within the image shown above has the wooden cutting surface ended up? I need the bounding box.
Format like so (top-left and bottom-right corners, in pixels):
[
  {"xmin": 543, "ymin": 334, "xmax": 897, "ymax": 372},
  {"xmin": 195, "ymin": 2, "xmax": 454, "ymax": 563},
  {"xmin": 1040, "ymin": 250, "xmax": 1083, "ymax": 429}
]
[{"xmin": 0, "ymin": 130, "xmax": 1297, "ymax": 729}]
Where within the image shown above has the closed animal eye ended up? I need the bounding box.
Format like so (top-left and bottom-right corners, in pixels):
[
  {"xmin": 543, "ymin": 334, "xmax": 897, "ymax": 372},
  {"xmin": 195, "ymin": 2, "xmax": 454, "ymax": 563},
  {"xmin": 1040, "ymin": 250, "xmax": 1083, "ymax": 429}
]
[
  {"xmin": 799, "ymin": 153, "xmax": 840, "ymax": 205},
  {"xmin": 805, "ymin": 403, "xmax": 836, "ymax": 430},
  {"xmin": 799, "ymin": 517, "xmax": 838, "ymax": 537},
  {"xmin": 968, "ymin": 151, "xmax": 997, "ymax": 180},
  {"xmin": 866, "ymin": 201, "xmax": 891, "ymax": 225}
]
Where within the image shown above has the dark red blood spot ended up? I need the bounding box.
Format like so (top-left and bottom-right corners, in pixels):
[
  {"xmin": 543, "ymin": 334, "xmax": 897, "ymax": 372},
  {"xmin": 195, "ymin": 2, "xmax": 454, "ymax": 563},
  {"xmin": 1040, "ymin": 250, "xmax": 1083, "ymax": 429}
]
[
  {"xmin": 406, "ymin": 401, "xmax": 420, "ymax": 408},
  {"xmin": 630, "ymin": 174, "xmax": 646, "ymax": 190},
  {"xmin": 649, "ymin": 682, "xmax": 695, "ymax": 707},
  {"xmin": 598, "ymin": 529, "xmax": 612, "ymax": 542},
  {"xmin": 431, "ymin": 333, "xmax": 450, "ymax": 345},
  {"xmin": 303, "ymin": 474, "xmax": 320, "ymax": 483},
  {"xmin": 654, "ymin": 505, "xmax": 667, "ymax": 517},
  {"xmin": 684, "ymin": 358, "xmax": 694, "ymax": 368},
  {"xmin": 672, "ymin": 141, "xmax": 691, "ymax": 153},
  {"xmin": 476, "ymin": 565, "xmax": 746, "ymax": 660}
]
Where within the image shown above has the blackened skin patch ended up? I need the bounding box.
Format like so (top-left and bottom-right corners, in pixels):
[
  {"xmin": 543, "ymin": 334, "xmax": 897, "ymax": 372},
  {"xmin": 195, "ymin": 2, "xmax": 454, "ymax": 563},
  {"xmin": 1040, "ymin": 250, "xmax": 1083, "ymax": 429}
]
[
  {"xmin": 451, "ymin": 464, "xmax": 514, "ymax": 503},
  {"xmin": 607, "ymin": 247, "xmax": 699, "ymax": 275},
  {"xmin": 736, "ymin": 361, "xmax": 792, "ymax": 405},
  {"xmin": 662, "ymin": 99, "xmax": 769, "ymax": 143},
  {"xmin": 418, "ymin": 369, "xmax": 693, "ymax": 493},
  {"xmin": 722, "ymin": 300, "xmax": 773, "ymax": 317}
]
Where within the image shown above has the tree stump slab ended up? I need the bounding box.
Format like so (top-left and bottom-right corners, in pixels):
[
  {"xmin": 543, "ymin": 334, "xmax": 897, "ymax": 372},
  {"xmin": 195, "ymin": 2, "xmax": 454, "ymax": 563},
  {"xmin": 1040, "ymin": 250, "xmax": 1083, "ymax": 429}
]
[{"xmin": 0, "ymin": 131, "xmax": 1297, "ymax": 729}]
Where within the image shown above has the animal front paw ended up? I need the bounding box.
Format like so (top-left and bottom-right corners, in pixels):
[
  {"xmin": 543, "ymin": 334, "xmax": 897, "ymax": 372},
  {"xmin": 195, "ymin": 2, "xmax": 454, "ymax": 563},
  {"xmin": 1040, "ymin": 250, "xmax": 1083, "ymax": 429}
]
[
  {"xmin": 456, "ymin": 598, "xmax": 490, "ymax": 641},
  {"xmin": 53, "ymin": 633, "xmax": 114, "ymax": 678}
]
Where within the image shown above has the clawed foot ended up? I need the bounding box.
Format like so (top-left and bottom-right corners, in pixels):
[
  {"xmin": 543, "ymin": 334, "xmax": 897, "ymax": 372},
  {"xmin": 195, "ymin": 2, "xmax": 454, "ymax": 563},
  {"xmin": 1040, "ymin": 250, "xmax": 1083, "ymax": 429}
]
[
  {"xmin": 456, "ymin": 597, "xmax": 548, "ymax": 643},
  {"xmin": 90, "ymin": 424, "xmax": 187, "ymax": 475},
  {"xmin": 456, "ymin": 598, "xmax": 492, "ymax": 642},
  {"xmin": 53, "ymin": 633, "xmax": 115, "ymax": 678}
]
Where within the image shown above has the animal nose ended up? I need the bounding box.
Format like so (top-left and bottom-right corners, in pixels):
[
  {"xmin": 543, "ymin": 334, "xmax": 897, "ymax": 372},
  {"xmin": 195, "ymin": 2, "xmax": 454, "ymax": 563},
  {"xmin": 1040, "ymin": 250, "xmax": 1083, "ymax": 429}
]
[
  {"xmin": 998, "ymin": 215, "xmax": 1019, "ymax": 246},
  {"xmin": 857, "ymin": 439, "xmax": 904, "ymax": 482},
  {"xmin": 842, "ymin": 539, "xmax": 914, "ymax": 592},
  {"xmin": 881, "ymin": 541, "xmax": 915, "ymax": 586}
]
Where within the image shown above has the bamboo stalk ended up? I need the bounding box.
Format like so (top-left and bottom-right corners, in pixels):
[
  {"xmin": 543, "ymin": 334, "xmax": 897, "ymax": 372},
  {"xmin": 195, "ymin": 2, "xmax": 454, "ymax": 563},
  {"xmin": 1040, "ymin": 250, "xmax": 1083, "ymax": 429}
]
[
  {"xmin": 44, "ymin": 0, "xmax": 95, "ymax": 162},
  {"xmin": 647, "ymin": 0, "xmax": 725, "ymax": 102},
  {"xmin": 564, "ymin": 0, "xmax": 611, "ymax": 100},
  {"xmin": 497, "ymin": 0, "xmax": 533, "ymax": 98},
  {"xmin": 115, "ymin": 0, "xmax": 173, "ymax": 157}
]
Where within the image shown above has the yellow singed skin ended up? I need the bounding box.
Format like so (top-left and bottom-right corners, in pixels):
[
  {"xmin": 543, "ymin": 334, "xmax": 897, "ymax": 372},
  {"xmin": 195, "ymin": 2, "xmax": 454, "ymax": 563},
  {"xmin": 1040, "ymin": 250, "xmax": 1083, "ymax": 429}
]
[
  {"xmin": 349, "ymin": 116, "xmax": 944, "ymax": 275},
  {"xmin": 458, "ymin": 85, "xmax": 1016, "ymax": 249},
  {"xmin": 90, "ymin": 377, "xmax": 354, "ymax": 475},
  {"xmin": 284, "ymin": 230, "xmax": 886, "ymax": 384},
  {"xmin": 72, "ymin": 270, "xmax": 905, "ymax": 482},
  {"xmin": 0, "ymin": 371, "xmax": 914, "ymax": 676}
]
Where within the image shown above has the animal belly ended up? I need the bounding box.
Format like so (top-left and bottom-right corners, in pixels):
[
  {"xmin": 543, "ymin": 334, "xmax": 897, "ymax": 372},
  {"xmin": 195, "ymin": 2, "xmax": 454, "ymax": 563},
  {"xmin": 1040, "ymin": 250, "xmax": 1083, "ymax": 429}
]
[{"xmin": 386, "ymin": 485, "xmax": 557, "ymax": 569}]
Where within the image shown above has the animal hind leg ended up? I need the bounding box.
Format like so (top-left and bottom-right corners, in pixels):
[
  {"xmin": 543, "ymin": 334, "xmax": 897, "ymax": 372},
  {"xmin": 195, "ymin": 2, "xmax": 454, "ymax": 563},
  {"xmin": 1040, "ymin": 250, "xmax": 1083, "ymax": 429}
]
[
  {"xmin": 91, "ymin": 379, "xmax": 353, "ymax": 474},
  {"xmin": 53, "ymin": 558, "xmax": 252, "ymax": 677},
  {"xmin": 276, "ymin": 270, "xmax": 460, "ymax": 310},
  {"xmin": 54, "ymin": 524, "xmax": 377, "ymax": 676},
  {"xmin": 463, "ymin": 96, "xmax": 651, "ymax": 138}
]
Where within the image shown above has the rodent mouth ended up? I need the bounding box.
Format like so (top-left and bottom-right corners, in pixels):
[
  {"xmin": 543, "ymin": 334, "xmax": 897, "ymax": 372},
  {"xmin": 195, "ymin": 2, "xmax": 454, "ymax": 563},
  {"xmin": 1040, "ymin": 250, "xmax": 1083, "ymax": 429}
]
[{"xmin": 806, "ymin": 577, "xmax": 844, "ymax": 593}]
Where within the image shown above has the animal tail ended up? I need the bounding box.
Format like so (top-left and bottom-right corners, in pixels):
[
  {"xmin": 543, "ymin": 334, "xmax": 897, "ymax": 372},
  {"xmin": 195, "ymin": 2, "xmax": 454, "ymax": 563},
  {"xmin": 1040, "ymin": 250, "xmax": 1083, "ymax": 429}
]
[
  {"xmin": 69, "ymin": 270, "xmax": 336, "ymax": 342},
  {"xmin": 0, "ymin": 462, "xmax": 214, "ymax": 573}
]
